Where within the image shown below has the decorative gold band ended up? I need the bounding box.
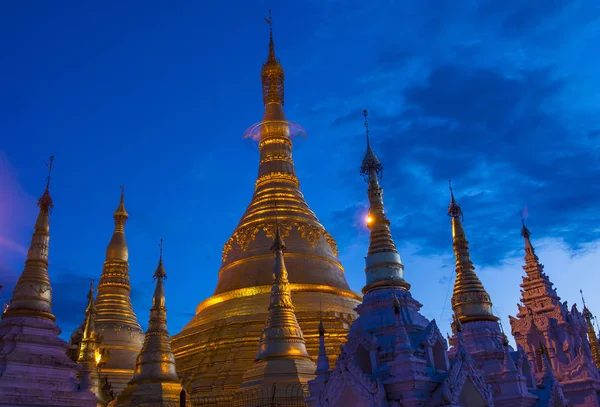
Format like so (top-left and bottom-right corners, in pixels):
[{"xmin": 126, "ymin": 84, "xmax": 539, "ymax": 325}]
[
  {"xmin": 2, "ymin": 308, "xmax": 56, "ymax": 322},
  {"xmin": 195, "ymin": 283, "xmax": 361, "ymax": 315},
  {"xmin": 362, "ymin": 279, "xmax": 411, "ymax": 294}
]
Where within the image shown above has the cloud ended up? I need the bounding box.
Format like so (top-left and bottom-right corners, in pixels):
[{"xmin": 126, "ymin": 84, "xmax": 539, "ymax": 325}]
[{"xmin": 310, "ymin": 0, "xmax": 600, "ymax": 267}]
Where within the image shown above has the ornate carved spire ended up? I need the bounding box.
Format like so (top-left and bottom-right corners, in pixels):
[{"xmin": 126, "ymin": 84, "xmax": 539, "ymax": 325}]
[
  {"xmin": 447, "ymin": 181, "xmax": 497, "ymax": 324},
  {"xmin": 581, "ymin": 290, "xmax": 600, "ymax": 369},
  {"xmin": 256, "ymin": 224, "xmax": 311, "ymax": 361},
  {"xmin": 3, "ymin": 156, "xmax": 56, "ymax": 322},
  {"xmin": 114, "ymin": 241, "xmax": 182, "ymax": 406},
  {"xmin": 516, "ymin": 220, "xmax": 560, "ymax": 315},
  {"xmin": 315, "ymin": 307, "xmax": 330, "ymax": 377},
  {"xmin": 360, "ymin": 110, "xmax": 408, "ymax": 294},
  {"xmin": 261, "ymin": 9, "xmax": 284, "ymax": 108}
]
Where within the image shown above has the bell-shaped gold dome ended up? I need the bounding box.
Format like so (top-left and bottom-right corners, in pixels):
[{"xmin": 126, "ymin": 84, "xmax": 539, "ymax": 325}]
[{"xmin": 171, "ymin": 22, "xmax": 361, "ymax": 405}]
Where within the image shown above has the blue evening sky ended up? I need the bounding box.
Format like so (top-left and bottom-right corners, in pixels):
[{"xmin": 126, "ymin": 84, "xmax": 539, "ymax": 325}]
[{"xmin": 1, "ymin": 1, "xmax": 599, "ymax": 341}]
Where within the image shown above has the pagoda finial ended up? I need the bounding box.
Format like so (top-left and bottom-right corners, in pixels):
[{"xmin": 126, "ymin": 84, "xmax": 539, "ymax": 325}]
[
  {"xmin": 105, "ymin": 186, "xmax": 129, "ymax": 262},
  {"xmin": 520, "ymin": 219, "xmax": 542, "ymax": 268},
  {"xmin": 2, "ymin": 157, "xmax": 57, "ymax": 322},
  {"xmin": 261, "ymin": 9, "xmax": 284, "ymax": 107},
  {"xmin": 520, "ymin": 214, "xmax": 531, "ymax": 240},
  {"xmin": 154, "ymin": 239, "xmax": 167, "ymax": 281},
  {"xmin": 38, "ymin": 155, "xmax": 54, "ymax": 211},
  {"xmin": 447, "ymin": 183, "xmax": 497, "ymax": 325},
  {"xmin": 447, "ymin": 180, "xmax": 462, "ymax": 218},
  {"xmin": 360, "ymin": 109, "xmax": 383, "ymax": 181},
  {"xmin": 360, "ymin": 110, "xmax": 407, "ymax": 294},
  {"xmin": 114, "ymin": 185, "xmax": 128, "ymax": 223}
]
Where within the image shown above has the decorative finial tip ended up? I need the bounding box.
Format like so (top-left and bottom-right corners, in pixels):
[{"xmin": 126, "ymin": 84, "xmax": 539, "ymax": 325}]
[
  {"xmin": 46, "ymin": 155, "xmax": 55, "ymax": 189},
  {"xmin": 447, "ymin": 180, "xmax": 462, "ymax": 218},
  {"xmin": 520, "ymin": 217, "xmax": 531, "ymax": 239},
  {"xmin": 154, "ymin": 239, "xmax": 167, "ymax": 281},
  {"xmin": 37, "ymin": 156, "xmax": 55, "ymax": 211}
]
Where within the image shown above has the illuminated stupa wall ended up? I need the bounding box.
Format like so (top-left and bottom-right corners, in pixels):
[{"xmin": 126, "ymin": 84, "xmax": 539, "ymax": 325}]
[{"xmin": 170, "ymin": 23, "xmax": 361, "ymax": 405}]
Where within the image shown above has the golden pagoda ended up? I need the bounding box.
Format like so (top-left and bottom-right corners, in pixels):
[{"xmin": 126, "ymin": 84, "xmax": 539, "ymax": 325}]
[
  {"xmin": 115, "ymin": 241, "xmax": 183, "ymax": 407},
  {"xmin": 78, "ymin": 187, "xmax": 144, "ymax": 394},
  {"xmin": 240, "ymin": 225, "xmax": 316, "ymax": 390},
  {"xmin": 171, "ymin": 13, "xmax": 361, "ymax": 405},
  {"xmin": 447, "ymin": 182, "xmax": 498, "ymax": 325}
]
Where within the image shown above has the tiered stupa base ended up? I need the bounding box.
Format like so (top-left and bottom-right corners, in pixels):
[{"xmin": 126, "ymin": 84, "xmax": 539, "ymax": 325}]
[
  {"xmin": 114, "ymin": 382, "xmax": 182, "ymax": 407},
  {"xmin": 172, "ymin": 289, "xmax": 359, "ymax": 404},
  {"xmin": 0, "ymin": 317, "xmax": 96, "ymax": 407}
]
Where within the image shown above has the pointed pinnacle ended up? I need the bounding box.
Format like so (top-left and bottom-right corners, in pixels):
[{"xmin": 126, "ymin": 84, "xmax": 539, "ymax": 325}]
[
  {"xmin": 153, "ymin": 239, "xmax": 167, "ymax": 281},
  {"xmin": 447, "ymin": 180, "xmax": 462, "ymax": 218}
]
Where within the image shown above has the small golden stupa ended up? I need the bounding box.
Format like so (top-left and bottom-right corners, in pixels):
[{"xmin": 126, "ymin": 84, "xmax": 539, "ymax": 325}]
[
  {"xmin": 115, "ymin": 241, "xmax": 183, "ymax": 407},
  {"xmin": 171, "ymin": 12, "xmax": 361, "ymax": 404}
]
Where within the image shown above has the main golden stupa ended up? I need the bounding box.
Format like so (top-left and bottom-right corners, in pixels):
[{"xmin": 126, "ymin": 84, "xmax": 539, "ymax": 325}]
[{"xmin": 171, "ymin": 21, "xmax": 362, "ymax": 404}]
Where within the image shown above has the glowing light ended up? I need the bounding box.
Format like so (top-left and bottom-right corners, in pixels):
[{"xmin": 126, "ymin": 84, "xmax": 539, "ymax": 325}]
[
  {"xmin": 95, "ymin": 348, "xmax": 102, "ymax": 365},
  {"xmin": 366, "ymin": 215, "xmax": 373, "ymax": 224}
]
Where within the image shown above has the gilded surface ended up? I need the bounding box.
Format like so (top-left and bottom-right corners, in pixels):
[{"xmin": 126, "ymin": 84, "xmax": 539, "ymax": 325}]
[
  {"xmin": 115, "ymin": 249, "xmax": 182, "ymax": 407},
  {"xmin": 83, "ymin": 189, "xmax": 144, "ymax": 395},
  {"xmin": 172, "ymin": 23, "xmax": 360, "ymax": 405},
  {"xmin": 447, "ymin": 185, "xmax": 498, "ymax": 324}
]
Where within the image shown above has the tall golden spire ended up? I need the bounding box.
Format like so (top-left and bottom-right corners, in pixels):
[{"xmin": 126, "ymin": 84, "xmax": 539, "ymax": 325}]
[
  {"xmin": 115, "ymin": 240, "xmax": 182, "ymax": 407},
  {"xmin": 92, "ymin": 186, "xmax": 143, "ymax": 394},
  {"xmin": 256, "ymin": 226, "xmax": 312, "ymax": 361},
  {"xmin": 447, "ymin": 181, "xmax": 497, "ymax": 324},
  {"xmin": 173, "ymin": 13, "xmax": 360, "ymax": 399},
  {"xmin": 3, "ymin": 156, "xmax": 56, "ymax": 322},
  {"xmin": 580, "ymin": 290, "xmax": 600, "ymax": 369},
  {"xmin": 360, "ymin": 110, "xmax": 408, "ymax": 294}
]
